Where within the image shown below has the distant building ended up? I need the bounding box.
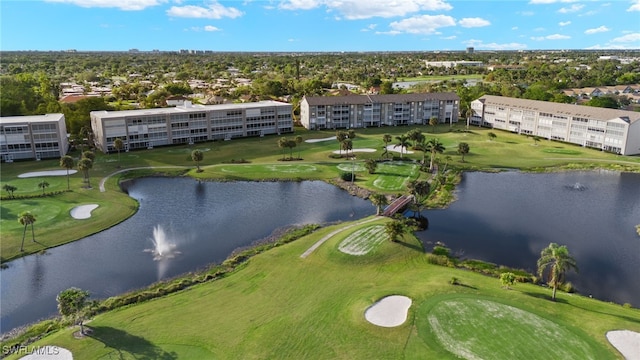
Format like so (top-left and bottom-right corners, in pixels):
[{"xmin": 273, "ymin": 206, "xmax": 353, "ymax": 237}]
[
  {"xmin": 90, "ymin": 101, "xmax": 293, "ymax": 153},
  {"xmin": 470, "ymin": 95, "xmax": 640, "ymax": 155},
  {"xmin": 0, "ymin": 113, "xmax": 68, "ymax": 162},
  {"xmin": 466, "ymin": 47, "xmax": 474, "ymax": 54},
  {"xmin": 300, "ymin": 93, "xmax": 459, "ymax": 130},
  {"xmin": 425, "ymin": 60, "xmax": 483, "ymax": 68}
]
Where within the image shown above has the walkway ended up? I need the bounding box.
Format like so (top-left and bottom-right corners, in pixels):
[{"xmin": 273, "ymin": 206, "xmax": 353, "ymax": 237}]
[
  {"xmin": 300, "ymin": 217, "xmax": 381, "ymax": 259},
  {"xmin": 382, "ymin": 195, "xmax": 413, "ymax": 217},
  {"xmin": 98, "ymin": 166, "xmax": 190, "ymax": 192}
]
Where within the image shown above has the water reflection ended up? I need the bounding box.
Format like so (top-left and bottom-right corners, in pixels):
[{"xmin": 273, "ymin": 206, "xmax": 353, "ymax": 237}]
[
  {"xmin": 0, "ymin": 179, "xmax": 374, "ymax": 334},
  {"xmin": 417, "ymin": 171, "xmax": 640, "ymax": 305}
]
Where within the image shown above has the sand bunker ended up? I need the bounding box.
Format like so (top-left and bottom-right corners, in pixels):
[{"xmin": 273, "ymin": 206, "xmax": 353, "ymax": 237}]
[
  {"xmin": 70, "ymin": 204, "xmax": 99, "ymax": 219},
  {"xmin": 606, "ymin": 330, "xmax": 640, "ymax": 360},
  {"xmin": 365, "ymin": 295, "xmax": 412, "ymax": 327},
  {"xmin": 332, "ymin": 148, "xmax": 376, "ymax": 154},
  {"xmin": 305, "ymin": 136, "xmax": 336, "ymax": 143},
  {"xmin": 386, "ymin": 145, "xmax": 414, "ymax": 154},
  {"xmin": 19, "ymin": 170, "xmax": 78, "ymax": 178},
  {"xmin": 19, "ymin": 346, "xmax": 73, "ymax": 360}
]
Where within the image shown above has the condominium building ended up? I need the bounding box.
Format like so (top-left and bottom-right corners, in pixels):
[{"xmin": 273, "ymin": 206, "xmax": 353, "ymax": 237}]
[
  {"xmin": 470, "ymin": 95, "xmax": 640, "ymax": 155},
  {"xmin": 90, "ymin": 101, "xmax": 293, "ymax": 153},
  {"xmin": 0, "ymin": 113, "xmax": 68, "ymax": 162},
  {"xmin": 300, "ymin": 93, "xmax": 459, "ymax": 130}
]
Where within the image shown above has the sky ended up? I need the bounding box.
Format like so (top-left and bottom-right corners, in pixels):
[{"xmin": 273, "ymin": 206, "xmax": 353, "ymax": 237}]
[{"xmin": 1, "ymin": 0, "xmax": 639, "ymax": 52}]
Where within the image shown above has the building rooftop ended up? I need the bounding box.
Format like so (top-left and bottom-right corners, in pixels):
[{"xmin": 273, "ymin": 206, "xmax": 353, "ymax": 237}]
[
  {"xmin": 0, "ymin": 113, "xmax": 65, "ymax": 124},
  {"xmin": 303, "ymin": 92, "xmax": 459, "ymax": 106},
  {"xmin": 477, "ymin": 95, "xmax": 640, "ymax": 124},
  {"xmin": 90, "ymin": 100, "xmax": 291, "ymax": 119}
]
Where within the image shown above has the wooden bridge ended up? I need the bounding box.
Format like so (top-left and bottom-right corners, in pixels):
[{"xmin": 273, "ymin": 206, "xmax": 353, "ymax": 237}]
[{"xmin": 382, "ymin": 195, "xmax": 413, "ymax": 217}]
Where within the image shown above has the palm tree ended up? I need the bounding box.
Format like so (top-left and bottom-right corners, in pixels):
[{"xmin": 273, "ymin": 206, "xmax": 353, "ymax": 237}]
[
  {"xmin": 341, "ymin": 138, "xmax": 353, "ymax": 157},
  {"xmin": 537, "ymin": 243, "xmax": 578, "ymax": 301},
  {"xmin": 277, "ymin": 137, "xmax": 287, "ymax": 160},
  {"xmin": 394, "ymin": 135, "xmax": 411, "ymax": 159},
  {"xmin": 385, "ymin": 220, "xmax": 404, "ymax": 242},
  {"xmin": 3, "ymin": 184, "xmax": 17, "ymax": 198},
  {"xmin": 113, "ymin": 138, "xmax": 124, "ymax": 164},
  {"xmin": 425, "ymin": 138, "xmax": 445, "ymax": 172},
  {"xmin": 382, "ymin": 133, "xmax": 392, "ymax": 159},
  {"xmin": 60, "ymin": 155, "xmax": 75, "ymax": 190},
  {"xmin": 18, "ymin": 211, "xmax": 36, "ymax": 251},
  {"xmin": 429, "ymin": 116, "xmax": 439, "ymax": 132},
  {"xmin": 191, "ymin": 150, "xmax": 204, "ymax": 172},
  {"xmin": 77, "ymin": 158, "xmax": 93, "ymax": 188},
  {"xmin": 457, "ymin": 142, "xmax": 470, "ymax": 162},
  {"xmin": 369, "ymin": 193, "xmax": 388, "ymax": 216},
  {"xmin": 336, "ymin": 131, "xmax": 347, "ymax": 156},
  {"xmin": 488, "ymin": 132, "xmax": 497, "ymax": 141},
  {"xmin": 38, "ymin": 180, "xmax": 50, "ymax": 195},
  {"xmin": 295, "ymin": 135, "xmax": 303, "ymax": 159},
  {"xmin": 364, "ymin": 159, "xmax": 377, "ymax": 174},
  {"xmin": 82, "ymin": 150, "xmax": 95, "ymax": 162}
]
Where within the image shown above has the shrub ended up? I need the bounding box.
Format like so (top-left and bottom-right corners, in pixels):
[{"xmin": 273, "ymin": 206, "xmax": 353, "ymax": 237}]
[
  {"xmin": 432, "ymin": 245, "xmax": 451, "ymax": 257},
  {"xmin": 426, "ymin": 253, "xmax": 454, "ymax": 267},
  {"xmin": 560, "ymin": 282, "xmax": 576, "ymax": 293},
  {"xmin": 450, "ymin": 277, "xmax": 459, "ymax": 285},
  {"xmin": 623, "ymin": 303, "xmax": 633, "ymax": 309},
  {"xmin": 339, "ymin": 171, "xmax": 356, "ymax": 182}
]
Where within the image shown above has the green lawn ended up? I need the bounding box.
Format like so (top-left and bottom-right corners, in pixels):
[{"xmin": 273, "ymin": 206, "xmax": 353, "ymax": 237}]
[
  {"xmin": 9, "ymin": 221, "xmax": 639, "ymax": 359},
  {"xmin": 1, "ymin": 124, "xmax": 639, "ymax": 263}
]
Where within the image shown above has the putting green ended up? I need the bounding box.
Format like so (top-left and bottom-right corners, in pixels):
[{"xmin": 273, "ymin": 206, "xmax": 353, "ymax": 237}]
[
  {"xmin": 219, "ymin": 164, "xmax": 318, "ymax": 174},
  {"xmin": 418, "ymin": 296, "xmax": 600, "ymax": 360},
  {"xmin": 336, "ymin": 163, "xmax": 367, "ymax": 172}
]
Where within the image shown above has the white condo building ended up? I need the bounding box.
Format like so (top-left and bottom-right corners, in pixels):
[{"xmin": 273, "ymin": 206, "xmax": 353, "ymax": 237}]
[
  {"xmin": 300, "ymin": 93, "xmax": 459, "ymax": 130},
  {"xmin": 470, "ymin": 95, "xmax": 640, "ymax": 155},
  {"xmin": 91, "ymin": 101, "xmax": 293, "ymax": 153},
  {"xmin": 0, "ymin": 113, "xmax": 68, "ymax": 162}
]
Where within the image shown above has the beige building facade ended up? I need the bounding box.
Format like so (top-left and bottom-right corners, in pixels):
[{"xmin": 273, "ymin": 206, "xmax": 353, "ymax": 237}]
[
  {"xmin": 470, "ymin": 95, "xmax": 640, "ymax": 155},
  {"xmin": 0, "ymin": 113, "xmax": 68, "ymax": 162}
]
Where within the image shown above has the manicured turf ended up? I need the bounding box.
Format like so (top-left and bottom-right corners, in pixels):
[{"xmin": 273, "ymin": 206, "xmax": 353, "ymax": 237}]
[
  {"xmin": 338, "ymin": 224, "xmax": 388, "ymax": 255},
  {"xmin": 2, "ymin": 124, "xmax": 638, "ymax": 262},
  {"xmin": 11, "ymin": 221, "xmax": 639, "ymax": 359}
]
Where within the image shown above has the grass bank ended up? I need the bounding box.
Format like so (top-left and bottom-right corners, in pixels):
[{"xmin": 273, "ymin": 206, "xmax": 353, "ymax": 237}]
[
  {"xmin": 1, "ymin": 124, "xmax": 638, "ymax": 263},
  {"xmin": 7, "ymin": 220, "xmax": 638, "ymax": 359}
]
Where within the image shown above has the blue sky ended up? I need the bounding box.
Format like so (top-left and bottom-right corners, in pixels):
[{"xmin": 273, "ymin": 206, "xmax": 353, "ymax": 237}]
[{"xmin": 1, "ymin": 0, "xmax": 639, "ymax": 51}]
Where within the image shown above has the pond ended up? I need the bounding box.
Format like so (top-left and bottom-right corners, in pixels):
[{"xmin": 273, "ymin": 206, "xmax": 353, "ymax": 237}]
[
  {"xmin": 0, "ymin": 179, "xmax": 375, "ymax": 334},
  {"xmin": 417, "ymin": 170, "xmax": 640, "ymax": 305}
]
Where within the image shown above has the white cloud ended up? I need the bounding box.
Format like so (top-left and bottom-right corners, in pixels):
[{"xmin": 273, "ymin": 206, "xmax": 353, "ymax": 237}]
[
  {"xmin": 279, "ymin": 0, "xmax": 322, "ymax": 10},
  {"xmin": 204, "ymin": 25, "xmax": 221, "ymax": 32},
  {"xmin": 611, "ymin": 33, "xmax": 640, "ymax": 42},
  {"xmin": 464, "ymin": 39, "xmax": 527, "ymax": 50},
  {"xmin": 167, "ymin": 1, "xmax": 243, "ymax": 19},
  {"xmin": 44, "ymin": 0, "xmax": 164, "ymax": 10},
  {"xmin": 531, "ymin": 34, "xmax": 571, "ymax": 40},
  {"xmin": 361, "ymin": 24, "xmax": 377, "ymax": 32},
  {"xmin": 628, "ymin": 0, "xmax": 640, "ymax": 11},
  {"xmin": 585, "ymin": 26, "xmax": 610, "ymax": 34},
  {"xmin": 559, "ymin": 21, "xmax": 571, "ymax": 26},
  {"xmin": 529, "ymin": 0, "xmax": 577, "ymax": 3},
  {"xmin": 512, "ymin": 26, "xmax": 519, "ymax": 30},
  {"xmin": 558, "ymin": 4, "xmax": 584, "ymax": 13},
  {"xmin": 280, "ymin": 0, "xmax": 453, "ymax": 19},
  {"xmin": 441, "ymin": 35, "xmax": 456, "ymax": 40},
  {"xmin": 387, "ymin": 14, "xmax": 456, "ymax": 34},
  {"xmin": 458, "ymin": 17, "xmax": 490, "ymax": 28}
]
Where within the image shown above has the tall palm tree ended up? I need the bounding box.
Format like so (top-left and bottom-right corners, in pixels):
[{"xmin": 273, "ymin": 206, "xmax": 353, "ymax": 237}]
[
  {"xmin": 382, "ymin": 134, "xmax": 392, "ymax": 159},
  {"xmin": 537, "ymin": 243, "xmax": 578, "ymax": 301},
  {"xmin": 295, "ymin": 135, "xmax": 303, "ymax": 159},
  {"xmin": 60, "ymin": 155, "xmax": 75, "ymax": 190},
  {"xmin": 113, "ymin": 138, "xmax": 124, "ymax": 164},
  {"xmin": 191, "ymin": 150, "xmax": 204, "ymax": 172},
  {"xmin": 336, "ymin": 131, "xmax": 347, "ymax": 156},
  {"xmin": 77, "ymin": 158, "xmax": 93, "ymax": 188},
  {"xmin": 425, "ymin": 138, "xmax": 445, "ymax": 172},
  {"xmin": 38, "ymin": 180, "xmax": 50, "ymax": 195},
  {"xmin": 457, "ymin": 142, "xmax": 470, "ymax": 162},
  {"xmin": 277, "ymin": 137, "xmax": 287, "ymax": 160},
  {"xmin": 18, "ymin": 211, "xmax": 36, "ymax": 251},
  {"xmin": 341, "ymin": 138, "xmax": 353, "ymax": 157},
  {"xmin": 3, "ymin": 184, "xmax": 17, "ymax": 198},
  {"xmin": 394, "ymin": 135, "xmax": 411, "ymax": 159},
  {"xmin": 369, "ymin": 193, "xmax": 388, "ymax": 215},
  {"xmin": 429, "ymin": 116, "xmax": 438, "ymax": 132}
]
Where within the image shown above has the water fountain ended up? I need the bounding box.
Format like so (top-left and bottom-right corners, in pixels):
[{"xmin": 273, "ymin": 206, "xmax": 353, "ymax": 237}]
[
  {"xmin": 146, "ymin": 224, "xmax": 179, "ymax": 260},
  {"xmin": 565, "ymin": 182, "xmax": 587, "ymax": 191}
]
